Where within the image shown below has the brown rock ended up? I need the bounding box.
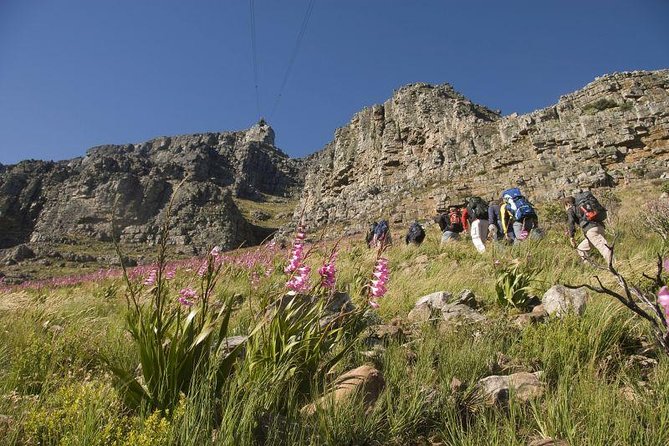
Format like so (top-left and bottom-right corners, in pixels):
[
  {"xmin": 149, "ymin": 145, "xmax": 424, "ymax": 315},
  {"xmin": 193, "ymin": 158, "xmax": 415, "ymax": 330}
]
[{"xmin": 301, "ymin": 365, "xmax": 385, "ymax": 416}]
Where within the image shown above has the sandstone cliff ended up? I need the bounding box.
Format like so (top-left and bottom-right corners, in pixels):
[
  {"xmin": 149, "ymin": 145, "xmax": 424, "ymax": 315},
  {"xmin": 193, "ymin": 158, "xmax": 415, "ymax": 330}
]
[
  {"xmin": 0, "ymin": 121, "xmax": 303, "ymax": 250},
  {"xmin": 298, "ymin": 70, "xmax": 669, "ymax": 231}
]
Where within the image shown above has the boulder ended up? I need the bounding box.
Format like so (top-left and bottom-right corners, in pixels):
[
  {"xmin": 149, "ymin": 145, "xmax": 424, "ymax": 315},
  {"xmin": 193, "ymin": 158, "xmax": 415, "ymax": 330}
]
[
  {"xmin": 542, "ymin": 285, "xmax": 588, "ymax": 317},
  {"xmin": 2, "ymin": 244, "xmax": 35, "ymax": 264},
  {"xmin": 301, "ymin": 365, "xmax": 385, "ymax": 416},
  {"xmin": 476, "ymin": 371, "xmax": 545, "ymax": 405},
  {"xmin": 409, "ymin": 289, "xmax": 486, "ymax": 326}
]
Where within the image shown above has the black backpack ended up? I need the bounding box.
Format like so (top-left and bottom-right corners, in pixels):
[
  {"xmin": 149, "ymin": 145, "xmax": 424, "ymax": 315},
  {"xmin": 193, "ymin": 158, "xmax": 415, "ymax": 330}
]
[
  {"xmin": 406, "ymin": 222, "xmax": 426, "ymax": 245},
  {"xmin": 467, "ymin": 197, "xmax": 489, "ymax": 220},
  {"xmin": 575, "ymin": 191, "xmax": 607, "ymax": 223}
]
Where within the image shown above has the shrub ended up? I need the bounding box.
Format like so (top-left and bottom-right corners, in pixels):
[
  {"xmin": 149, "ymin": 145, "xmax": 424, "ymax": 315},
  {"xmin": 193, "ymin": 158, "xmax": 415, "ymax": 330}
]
[
  {"xmin": 582, "ymin": 98, "xmax": 618, "ymax": 114},
  {"xmin": 494, "ymin": 262, "xmax": 537, "ymax": 309},
  {"xmin": 643, "ymin": 198, "xmax": 669, "ymax": 242}
]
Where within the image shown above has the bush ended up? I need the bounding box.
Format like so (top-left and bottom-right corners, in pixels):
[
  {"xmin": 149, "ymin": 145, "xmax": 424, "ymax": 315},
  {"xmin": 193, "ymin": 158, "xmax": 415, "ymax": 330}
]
[
  {"xmin": 494, "ymin": 262, "xmax": 537, "ymax": 310},
  {"xmin": 643, "ymin": 198, "xmax": 669, "ymax": 242},
  {"xmin": 582, "ymin": 98, "xmax": 618, "ymax": 114}
]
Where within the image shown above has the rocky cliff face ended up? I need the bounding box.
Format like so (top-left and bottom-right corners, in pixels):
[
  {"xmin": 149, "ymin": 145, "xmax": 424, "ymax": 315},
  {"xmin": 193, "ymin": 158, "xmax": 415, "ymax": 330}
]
[
  {"xmin": 0, "ymin": 121, "xmax": 303, "ymax": 250},
  {"xmin": 298, "ymin": 70, "xmax": 669, "ymax": 230}
]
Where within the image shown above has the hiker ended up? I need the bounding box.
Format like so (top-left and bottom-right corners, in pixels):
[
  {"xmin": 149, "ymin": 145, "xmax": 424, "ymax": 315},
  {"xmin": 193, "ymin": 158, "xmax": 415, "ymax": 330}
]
[
  {"xmin": 563, "ymin": 193, "xmax": 612, "ymax": 265},
  {"xmin": 365, "ymin": 222, "xmax": 377, "ymax": 246},
  {"xmin": 488, "ymin": 198, "xmax": 512, "ymax": 242},
  {"xmin": 405, "ymin": 221, "xmax": 426, "ymax": 246},
  {"xmin": 369, "ymin": 219, "xmax": 391, "ymax": 248},
  {"xmin": 501, "ymin": 188, "xmax": 539, "ymax": 244},
  {"xmin": 437, "ymin": 204, "xmax": 468, "ymax": 243},
  {"xmin": 466, "ymin": 196, "xmax": 489, "ymax": 253}
]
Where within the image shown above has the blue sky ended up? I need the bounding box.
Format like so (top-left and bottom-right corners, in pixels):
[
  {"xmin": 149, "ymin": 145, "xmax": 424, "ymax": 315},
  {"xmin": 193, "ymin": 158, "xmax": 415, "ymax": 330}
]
[{"xmin": 0, "ymin": 0, "xmax": 667, "ymax": 164}]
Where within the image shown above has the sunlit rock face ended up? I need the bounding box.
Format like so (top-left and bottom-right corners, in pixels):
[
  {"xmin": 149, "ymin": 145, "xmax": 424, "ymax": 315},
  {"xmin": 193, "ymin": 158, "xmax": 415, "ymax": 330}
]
[{"xmin": 298, "ymin": 70, "xmax": 669, "ymax": 232}]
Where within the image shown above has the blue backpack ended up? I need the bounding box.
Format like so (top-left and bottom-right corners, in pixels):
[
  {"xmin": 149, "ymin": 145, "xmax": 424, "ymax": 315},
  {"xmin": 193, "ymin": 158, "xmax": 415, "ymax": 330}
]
[
  {"xmin": 374, "ymin": 220, "xmax": 390, "ymax": 240},
  {"xmin": 502, "ymin": 188, "xmax": 536, "ymax": 221}
]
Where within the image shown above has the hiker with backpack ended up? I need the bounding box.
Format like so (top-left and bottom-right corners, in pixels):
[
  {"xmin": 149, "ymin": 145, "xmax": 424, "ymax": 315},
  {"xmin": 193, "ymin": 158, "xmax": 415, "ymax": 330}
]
[
  {"xmin": 488, "ymin": 198, "xmax": 513, "ymax": 243},
  {"xmin": 501, "ymin": 188, "xmax": 539, "ymax": 244},
  {"xmin": 466, "ymin": 196, "xmax": 489, "ymax": 253},
  {"xmin": 563, "ymin": 192, "xmax": 612, "ymax": 265},
  {"xmin": 437, "ymin": 204, "xmax": 468, "ymax": 244},
  {"xmin": 369, "ymin": 219, "xmax": 391, "ymax": 248},
  {"xmin": 405, "ymin": 221, "xmax": 426, "ymax": 246}
]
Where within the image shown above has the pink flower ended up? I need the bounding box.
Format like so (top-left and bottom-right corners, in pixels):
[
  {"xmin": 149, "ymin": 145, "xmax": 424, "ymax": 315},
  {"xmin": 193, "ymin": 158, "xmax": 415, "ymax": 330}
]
[
  {"xmin": 369, "ymin": 300, "xmax": 380, "ymax": 309},
  {"xmin": 368, "ymin": 257, "xmax": 389, "ymax": 304},
  {"xmin": 284, "ymin": 226, "xmax": 306, "ymax": 274},
  {"xmin": 144, "ymin": 268, "xmax": 157, "ymax": 286},
  {"xmin": 197, "ymin": 261, "xmax": 209, "ymax": 277},
  {"xmin": 178, "ymin": 287, "xmax": 198, "ymax": 306},
  {"xmin": 165, "ymin": 267, "xmax": 176, "ymax": 280},
  {"xmin": 658, "ymin": 286, "xmax": 669, "ymax": 321},
  {"xmin": 663, "ymin": 258, "xmax": 669, "ymax": 273},
  {"xmin": 286, "ymin": 265, "xmax": 311, "ymax": 293},
  {"xmin": 318, "ymin": 251, "xmax": 337, "ymax": 290}
]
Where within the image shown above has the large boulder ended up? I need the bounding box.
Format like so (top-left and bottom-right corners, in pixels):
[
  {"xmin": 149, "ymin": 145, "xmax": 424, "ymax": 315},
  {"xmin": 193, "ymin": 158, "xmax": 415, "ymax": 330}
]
[
  {"xmin": 476, "ymin": 371, "xmax": 545, "ymax": 405},
  {"xmin": 542, "ymin": 285, "xmax": 588, "ymax": 317},
  {"xmin": 408, "ymin": 289, "xmax": 483, "ymax": 325},
  {"xmin": 301, "ymin": 365, "xmax": 385, "ymax": 416},
  {"xmin": 2, "ymin": 244, "xmax": 35, "ymax": 264}
]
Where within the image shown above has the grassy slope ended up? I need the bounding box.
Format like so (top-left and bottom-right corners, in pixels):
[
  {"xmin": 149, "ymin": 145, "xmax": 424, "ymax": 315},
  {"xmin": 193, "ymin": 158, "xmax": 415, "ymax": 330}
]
[{"xmin": 1, "ymin": 183, "xmax": 668, "ymax": 445}]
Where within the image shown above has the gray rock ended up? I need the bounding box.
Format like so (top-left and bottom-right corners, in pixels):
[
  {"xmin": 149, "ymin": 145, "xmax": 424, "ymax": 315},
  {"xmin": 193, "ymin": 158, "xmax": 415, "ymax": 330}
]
[
  {"xmin": 440, "ymin": 302, "xmax": 486, "ymax": 324},
  {"xmin": 476, "ymin": 371, "xmax": 545, "ymax": 405},
  {"xmin": 0, "ymin": 121, "xmax": 304, "ymax": 251},
  {"xmin": 2, "ymin": 244, "xmax": 35, "ymax": 263},
  {"xmin": 542, "ymin": 285, "xmax": 588, "ymax": 317}
]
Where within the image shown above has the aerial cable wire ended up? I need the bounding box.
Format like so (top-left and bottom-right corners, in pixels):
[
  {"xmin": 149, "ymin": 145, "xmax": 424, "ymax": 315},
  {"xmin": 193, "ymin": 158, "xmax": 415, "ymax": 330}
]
[
  {"xmin": 249, "ymin": 0, "xmax": 261, "ymax": 118},
  {"xmin": 269, "ymin": 0, "xmax": 316, "ymax": 119}
]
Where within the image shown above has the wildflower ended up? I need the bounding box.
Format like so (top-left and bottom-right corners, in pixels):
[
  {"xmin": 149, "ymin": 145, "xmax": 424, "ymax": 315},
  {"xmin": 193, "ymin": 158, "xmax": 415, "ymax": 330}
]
[
  {"xmin": 318, "ymin": 252, "xmax": 337, "ymax": 289},
  {"xmin": 658, "ymin": 286, "xmax": 669, "ymax": 321},
  {"xmin": 165, "ymin": 267, "xmax": 176, "ymax": 280},
  {"xmin": 197, "ymin": 261, "xmax": 208, "ymax": 277},
  {"xmin": 663, "ymin": 258, "xmax": 669, "ymax": 273},
  {"xmin": 178, "ymin": 287, "xmax": 198, "ymax": 306},
  {"xmin": 144, "ymin": 268, "xmax": 157, "ymax": 286},
  {"xmin": 369, "ymin": 257, "xmax": 389, "ymax": 302},
  {"xmin": 286, "ymin": 265, "xmax": 311, "ymax": 293},
  {"xmin": 369, "ymin": 300, "xmax": 380, "ymax": 309},
  {"xmin": 284, "ymin": 226, "xmax": 306, "ymax": 274}
]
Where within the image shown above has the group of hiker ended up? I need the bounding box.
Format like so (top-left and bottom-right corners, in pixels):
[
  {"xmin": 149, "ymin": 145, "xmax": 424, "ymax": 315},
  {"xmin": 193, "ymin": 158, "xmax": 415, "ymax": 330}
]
[{"xmin": 367, "ymin": 188, "xmax": 613, "ymax": 264}]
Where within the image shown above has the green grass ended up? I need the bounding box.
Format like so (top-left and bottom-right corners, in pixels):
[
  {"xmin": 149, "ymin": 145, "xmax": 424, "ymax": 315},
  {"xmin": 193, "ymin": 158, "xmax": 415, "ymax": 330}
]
[{"xmin": 1, "ymin": 183, "xmax": 668, "ymax": 445}]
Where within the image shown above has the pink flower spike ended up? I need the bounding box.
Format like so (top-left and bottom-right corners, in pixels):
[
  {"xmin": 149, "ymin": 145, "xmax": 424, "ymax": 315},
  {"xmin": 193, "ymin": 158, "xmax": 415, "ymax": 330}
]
[
  {"xmin": 369, "ymin": 300, "xmax": 380, "ymax": 309},
  {"xmin": 663, "ymin": 259, "xmax": 669, "ymax": 273},
  {"xmin": 178, "ymin": 287, "xmax": 198, "ymax": 306},
  {"xmin": 144, "ymin": 268, "xmax": 157, "ymax": 286}
]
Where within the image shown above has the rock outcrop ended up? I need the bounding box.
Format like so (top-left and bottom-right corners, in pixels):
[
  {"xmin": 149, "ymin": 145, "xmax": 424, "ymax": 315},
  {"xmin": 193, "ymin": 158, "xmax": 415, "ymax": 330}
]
[
  {"xmin": 0, "ymin": 121, "xmax": 304, "ymax": 250},
  {"xmin": 298, "ymin": 70, "xmax": 669, "ymax": 230}
]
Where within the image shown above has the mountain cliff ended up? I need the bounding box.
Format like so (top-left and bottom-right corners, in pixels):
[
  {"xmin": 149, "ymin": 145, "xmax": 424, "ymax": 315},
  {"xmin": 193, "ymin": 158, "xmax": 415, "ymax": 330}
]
[
  {"xmin": 298, "ymin": 70, "xmax": 669, "ymax": 231},
  {"xmin": 0, "ymin": 121, "xmax": 303, "ymax": 250},
  {"xmin": 1, "ymin": 70, "xmax": 668, "ymax": 254}
]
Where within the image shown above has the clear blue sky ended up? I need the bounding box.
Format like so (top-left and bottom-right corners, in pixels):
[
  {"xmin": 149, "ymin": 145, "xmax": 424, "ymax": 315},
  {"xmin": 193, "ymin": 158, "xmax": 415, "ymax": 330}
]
[{"xmin": 0, "ymin": 0, "xmax": 667, "ymax": 165}]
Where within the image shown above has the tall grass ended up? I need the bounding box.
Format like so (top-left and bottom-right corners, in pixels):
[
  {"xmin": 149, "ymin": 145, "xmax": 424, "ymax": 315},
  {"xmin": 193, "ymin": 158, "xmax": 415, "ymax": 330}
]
[{"xmin": 1, "ymin": 184, "xmax": 669, "ymax": 445}]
